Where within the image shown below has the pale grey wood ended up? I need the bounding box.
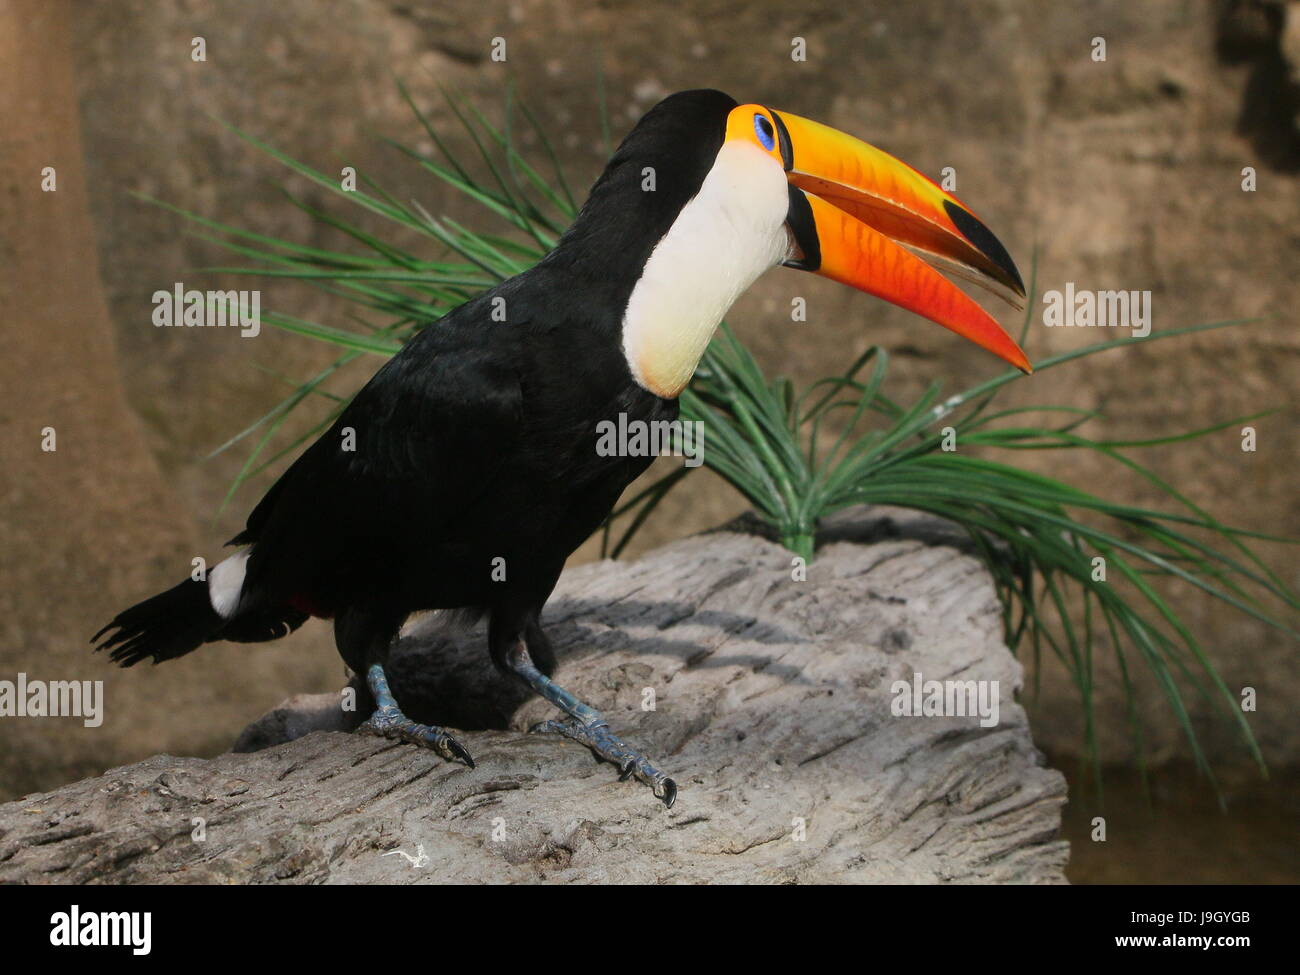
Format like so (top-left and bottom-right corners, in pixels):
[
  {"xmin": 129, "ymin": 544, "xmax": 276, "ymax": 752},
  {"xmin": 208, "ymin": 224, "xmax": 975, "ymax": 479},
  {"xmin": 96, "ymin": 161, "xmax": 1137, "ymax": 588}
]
[{"xmin": 0, "ymin": 511, "xmax": 1069, "ymax": 884}]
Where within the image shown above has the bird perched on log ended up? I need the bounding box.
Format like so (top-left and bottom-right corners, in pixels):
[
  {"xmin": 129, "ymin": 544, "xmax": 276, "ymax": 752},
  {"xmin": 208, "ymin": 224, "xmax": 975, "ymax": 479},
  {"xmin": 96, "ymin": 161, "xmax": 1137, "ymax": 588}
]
[{"xmin": 93, "ymin": 89, "xmax": 1029, "ymax": 807}]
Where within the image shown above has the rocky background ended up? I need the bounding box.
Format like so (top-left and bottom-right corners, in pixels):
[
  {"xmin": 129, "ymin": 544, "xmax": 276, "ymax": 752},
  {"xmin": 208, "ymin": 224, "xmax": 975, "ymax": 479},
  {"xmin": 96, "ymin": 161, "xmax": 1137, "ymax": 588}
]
[{"xmin": 1, "ymin": 0, "xmax": 1297, "ymax": 879}]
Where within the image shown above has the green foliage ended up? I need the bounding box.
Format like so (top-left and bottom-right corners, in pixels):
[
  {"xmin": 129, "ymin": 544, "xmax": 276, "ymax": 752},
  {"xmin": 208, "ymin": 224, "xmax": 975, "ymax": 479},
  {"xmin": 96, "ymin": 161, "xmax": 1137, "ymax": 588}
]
[{"xmin": 150, "ymin": 87, "xmax": 1297, "ymax": 793}]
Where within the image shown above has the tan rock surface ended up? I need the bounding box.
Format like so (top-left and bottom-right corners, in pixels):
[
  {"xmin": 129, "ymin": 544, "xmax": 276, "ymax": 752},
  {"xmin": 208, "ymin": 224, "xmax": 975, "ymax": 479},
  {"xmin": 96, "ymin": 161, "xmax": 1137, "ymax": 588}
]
[{"xmin": 0, "ymin": 1, "xmax": 339, "ymax": 802}]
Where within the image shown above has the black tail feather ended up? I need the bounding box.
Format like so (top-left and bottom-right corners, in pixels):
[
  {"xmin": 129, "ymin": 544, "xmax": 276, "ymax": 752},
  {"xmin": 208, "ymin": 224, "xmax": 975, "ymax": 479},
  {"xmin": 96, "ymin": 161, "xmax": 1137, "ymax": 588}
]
[
  {"xmin": 92, "ymin": 578, "xmax": 225, "ymax": 667},
  {"xmin": 94, "ymin": 575, "xmax": 311, "ymax": 667}
]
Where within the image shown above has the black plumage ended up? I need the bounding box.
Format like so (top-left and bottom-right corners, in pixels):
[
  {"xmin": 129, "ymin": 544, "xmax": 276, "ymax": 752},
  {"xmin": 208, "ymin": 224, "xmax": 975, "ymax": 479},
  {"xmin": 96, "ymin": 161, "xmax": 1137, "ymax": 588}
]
[
  {"xmin": 94, "ymin": 91, "xmax": 742, "ymax": 803},
  {"xmin": 235, "ymin": 89, "xmax": 735, "ymax": 672}
]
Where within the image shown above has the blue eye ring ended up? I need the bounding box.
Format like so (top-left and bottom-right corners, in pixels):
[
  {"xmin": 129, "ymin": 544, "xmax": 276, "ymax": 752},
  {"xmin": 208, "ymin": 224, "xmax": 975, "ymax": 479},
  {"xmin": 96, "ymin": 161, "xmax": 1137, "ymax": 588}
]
[{"xmin": 754, "ymin": 113, "xmax": 776, "ymax": 151}]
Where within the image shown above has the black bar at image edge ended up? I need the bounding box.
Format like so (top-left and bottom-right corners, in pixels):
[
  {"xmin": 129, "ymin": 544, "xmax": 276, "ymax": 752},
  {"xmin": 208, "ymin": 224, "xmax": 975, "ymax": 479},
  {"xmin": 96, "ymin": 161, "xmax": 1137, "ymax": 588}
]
[{"xmin": 0, "ymin": 884, "xmax": 1288, "ymax": 959}]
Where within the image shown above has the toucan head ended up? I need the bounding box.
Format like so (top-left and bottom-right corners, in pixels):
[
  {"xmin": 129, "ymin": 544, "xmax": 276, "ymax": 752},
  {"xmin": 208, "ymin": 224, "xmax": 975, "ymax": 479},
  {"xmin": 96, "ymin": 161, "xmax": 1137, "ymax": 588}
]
[{"xmin": 566, "ymin": 89, "xmax": 1030, "ymax": 399}]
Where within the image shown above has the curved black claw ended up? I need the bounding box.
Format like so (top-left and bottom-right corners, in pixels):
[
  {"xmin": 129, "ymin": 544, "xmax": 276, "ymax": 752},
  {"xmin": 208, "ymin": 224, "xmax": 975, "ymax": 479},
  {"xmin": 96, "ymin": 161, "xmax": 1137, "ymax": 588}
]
[
  {"xmin": 533, "ymin": 717, "xmax": 677, "ymax": 807},
  {"xmin": 443, "ymin": 736, "xmax": 477, "ymax": 769},
  {"xmin": 659, "ymin": 777, "xmax": 678, "ymax": 809},
  {"xmin": 359, "ymin": 706, "xmax": 476, "ymax": 769}
]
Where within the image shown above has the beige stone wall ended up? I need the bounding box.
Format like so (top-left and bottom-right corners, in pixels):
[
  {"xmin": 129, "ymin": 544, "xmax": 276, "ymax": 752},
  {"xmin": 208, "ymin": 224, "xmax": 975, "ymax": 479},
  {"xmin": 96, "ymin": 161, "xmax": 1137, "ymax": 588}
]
[{"xmin": 1, "ymin": 0, "xmax": 1294, "ymax": 798}]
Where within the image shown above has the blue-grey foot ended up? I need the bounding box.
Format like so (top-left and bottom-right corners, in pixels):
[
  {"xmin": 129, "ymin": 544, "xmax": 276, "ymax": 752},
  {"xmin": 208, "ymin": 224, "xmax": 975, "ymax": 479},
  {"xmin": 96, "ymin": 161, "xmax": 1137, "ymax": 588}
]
[
  {"xmin": 357, "ymin": 663, "xmax": 475, "ymax": 768},
  {"xmin": 532, "ymin": 715, "xmax": 678, "ymax": 808},
  {"xmin": 505, "ymin": 641, "xmax": 677, "ymax": 806}
]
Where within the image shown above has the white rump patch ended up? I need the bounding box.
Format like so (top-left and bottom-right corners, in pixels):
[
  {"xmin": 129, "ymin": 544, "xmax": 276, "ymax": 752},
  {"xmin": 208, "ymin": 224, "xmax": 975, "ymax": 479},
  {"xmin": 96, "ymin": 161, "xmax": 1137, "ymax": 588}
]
[{"xmin": 208, "ymin": 550, "xmax": 249, "ymax": 619}]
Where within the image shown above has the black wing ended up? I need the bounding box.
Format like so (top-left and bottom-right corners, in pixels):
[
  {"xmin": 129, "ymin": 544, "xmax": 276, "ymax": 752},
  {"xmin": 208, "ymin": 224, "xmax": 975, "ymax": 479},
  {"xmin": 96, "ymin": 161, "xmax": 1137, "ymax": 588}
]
[{"xmin": 233, "ymin": 316, "xmax": 526, "ymax": 610}]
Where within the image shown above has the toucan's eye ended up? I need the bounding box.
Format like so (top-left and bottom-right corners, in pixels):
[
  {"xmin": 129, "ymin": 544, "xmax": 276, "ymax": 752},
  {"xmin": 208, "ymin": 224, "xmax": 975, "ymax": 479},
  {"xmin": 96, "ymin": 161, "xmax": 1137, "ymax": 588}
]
[{"xmin": 754, "ymin": 113, "xmax": 776, "ymax": 151}]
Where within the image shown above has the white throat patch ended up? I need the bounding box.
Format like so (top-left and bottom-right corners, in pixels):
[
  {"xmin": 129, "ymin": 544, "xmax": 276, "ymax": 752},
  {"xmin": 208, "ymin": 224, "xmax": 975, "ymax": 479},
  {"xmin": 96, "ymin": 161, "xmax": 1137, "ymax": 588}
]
[{"xmin": 621, "ymin": 141, "xmax": 793, "ymax": 398}]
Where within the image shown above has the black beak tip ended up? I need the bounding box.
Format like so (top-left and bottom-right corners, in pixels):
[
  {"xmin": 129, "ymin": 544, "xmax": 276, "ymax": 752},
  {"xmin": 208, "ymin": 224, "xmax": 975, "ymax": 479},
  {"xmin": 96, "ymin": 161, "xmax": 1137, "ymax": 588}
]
[{"xmin": 943, "ymin": 200, "xmax": 1026, "ymax": 298}]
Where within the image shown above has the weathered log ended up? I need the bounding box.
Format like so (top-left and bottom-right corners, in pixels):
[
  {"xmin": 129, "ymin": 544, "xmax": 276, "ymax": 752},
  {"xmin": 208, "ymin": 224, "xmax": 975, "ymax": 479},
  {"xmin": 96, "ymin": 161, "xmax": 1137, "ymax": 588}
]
[{"xmin": 0, "ymin": 511, "xmax": 1069, "ymax": 883}]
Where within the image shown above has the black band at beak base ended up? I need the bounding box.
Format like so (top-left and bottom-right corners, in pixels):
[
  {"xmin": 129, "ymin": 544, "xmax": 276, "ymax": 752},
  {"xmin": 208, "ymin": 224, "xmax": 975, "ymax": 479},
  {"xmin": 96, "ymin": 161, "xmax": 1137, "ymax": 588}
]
[
  {"xmin": 782, "ymin": 186, "xmax": 821, "ymax": 272},
  {"xmin": 765, "ymin": 107, "xmax": 795, "ymax": 172}
]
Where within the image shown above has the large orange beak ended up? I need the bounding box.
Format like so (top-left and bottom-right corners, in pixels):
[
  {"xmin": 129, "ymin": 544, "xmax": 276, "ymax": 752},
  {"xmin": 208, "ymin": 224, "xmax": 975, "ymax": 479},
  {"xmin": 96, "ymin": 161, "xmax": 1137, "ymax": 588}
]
[{"xmin": 730, "ymin": 105, "xmax": 1031, "ymax": 373}]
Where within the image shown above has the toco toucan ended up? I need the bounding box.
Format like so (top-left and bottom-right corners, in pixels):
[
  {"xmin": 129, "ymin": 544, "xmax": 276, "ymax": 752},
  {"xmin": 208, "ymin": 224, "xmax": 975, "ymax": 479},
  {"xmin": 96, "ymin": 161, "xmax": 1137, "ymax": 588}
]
[{"xmin": 94, "ymin": 89, "xmax": 1030, "ymax": 807}]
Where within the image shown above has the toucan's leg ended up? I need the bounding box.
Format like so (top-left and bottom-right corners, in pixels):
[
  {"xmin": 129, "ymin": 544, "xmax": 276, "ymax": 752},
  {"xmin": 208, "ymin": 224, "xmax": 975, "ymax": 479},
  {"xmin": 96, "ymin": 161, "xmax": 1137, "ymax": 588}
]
[
  {"xmin": 335, "ymin": 606, "xmax": 475, "ymax": 768},
  {"xmin": 504, "ymin": 635, "xmax": 677, "ymax": 808},
  {"xmin": 357, "ymin": 662, "xmax": 476, "ymax": 768}
]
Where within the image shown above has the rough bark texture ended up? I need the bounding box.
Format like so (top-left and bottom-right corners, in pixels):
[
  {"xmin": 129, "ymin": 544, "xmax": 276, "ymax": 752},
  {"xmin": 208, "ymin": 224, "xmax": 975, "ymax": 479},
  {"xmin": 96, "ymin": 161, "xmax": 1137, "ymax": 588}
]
[{"xmin": 0, "ymin": 513, "xmax": 1068, "ymax": 884}]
